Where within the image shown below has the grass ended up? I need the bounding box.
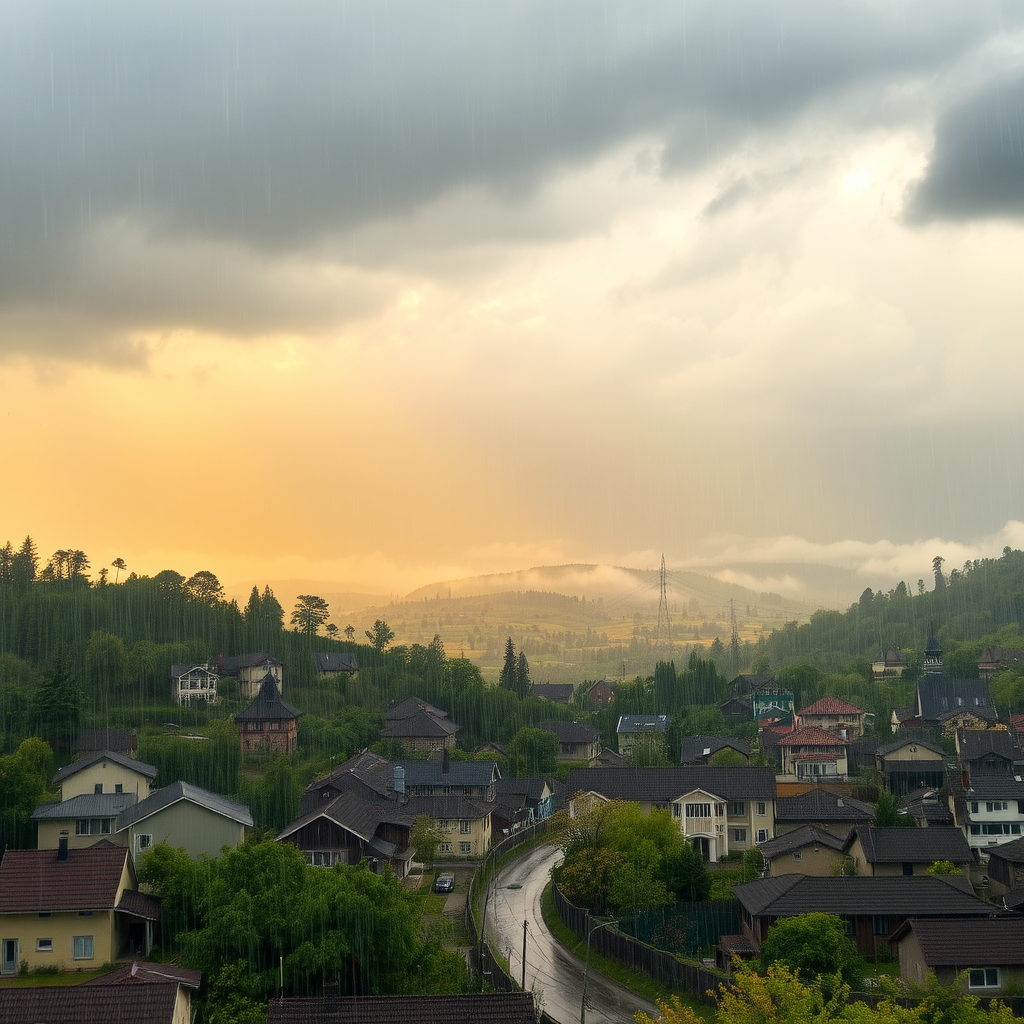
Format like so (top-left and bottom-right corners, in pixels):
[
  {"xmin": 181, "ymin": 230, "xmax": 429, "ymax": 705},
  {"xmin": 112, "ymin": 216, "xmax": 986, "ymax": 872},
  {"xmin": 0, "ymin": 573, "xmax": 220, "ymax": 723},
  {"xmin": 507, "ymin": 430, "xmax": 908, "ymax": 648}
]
[
  {"xmin": 540, "ymin": 882, "xmax": 716, "ymax": 1022},
  {"xmin": 0, "ymin": 967, "xmax": 112, "ymax": 987}
]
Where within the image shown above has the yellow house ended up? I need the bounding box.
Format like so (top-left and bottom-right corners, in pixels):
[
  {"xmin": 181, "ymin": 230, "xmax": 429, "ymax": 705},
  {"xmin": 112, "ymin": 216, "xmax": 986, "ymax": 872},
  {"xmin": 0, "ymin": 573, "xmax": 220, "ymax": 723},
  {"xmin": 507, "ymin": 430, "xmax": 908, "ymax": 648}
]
[
  {"xmin": 52, "ymin": 750, "xmax": 158, "ymax": 801},
  {"xmin": 0, "ymin": 843, "xmax": 158, "ymax": 975}
]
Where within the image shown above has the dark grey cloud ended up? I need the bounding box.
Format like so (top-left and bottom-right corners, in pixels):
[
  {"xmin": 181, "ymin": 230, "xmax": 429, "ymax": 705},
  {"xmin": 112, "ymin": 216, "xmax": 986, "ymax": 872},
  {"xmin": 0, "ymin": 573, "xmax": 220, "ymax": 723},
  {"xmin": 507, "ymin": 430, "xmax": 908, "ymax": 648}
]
[
  {"xmin": 0, "ymin": 0, "xmax": 1014, "ymax": 359},
  {"xmin": 908, "ymin": 70, "xmax": 1024, "ymax": 221}
]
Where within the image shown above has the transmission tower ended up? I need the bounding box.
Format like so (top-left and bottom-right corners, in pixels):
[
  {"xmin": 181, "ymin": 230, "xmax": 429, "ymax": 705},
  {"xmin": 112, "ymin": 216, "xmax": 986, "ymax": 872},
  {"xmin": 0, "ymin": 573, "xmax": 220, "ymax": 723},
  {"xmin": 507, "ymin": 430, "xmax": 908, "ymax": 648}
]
[{"xmin": 656, "ymin": 554, "xmax": 672, "ymax": 648}]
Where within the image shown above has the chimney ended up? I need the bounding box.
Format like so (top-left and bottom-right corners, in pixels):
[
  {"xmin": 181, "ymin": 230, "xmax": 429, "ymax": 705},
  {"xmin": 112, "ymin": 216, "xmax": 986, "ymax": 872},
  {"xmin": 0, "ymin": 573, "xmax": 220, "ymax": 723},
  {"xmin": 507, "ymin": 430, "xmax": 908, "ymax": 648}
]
[
  {"xmin": 323, "ymin": 981, "xmax": 339, "ymax": 1012},
  {"xmin": 442, "ymin": 747, "xmax": 450, "ymax": 776},
  {"xmin": 962, "ymin": 766, "xmax": 971, "ymax": 791},
  {"xmin": 58, "ymin": 831, "xmax": 69, "ymax": 861},
  {"xmin": 394, "ymin": 764, "xmax": 405, "ymax": 794}
]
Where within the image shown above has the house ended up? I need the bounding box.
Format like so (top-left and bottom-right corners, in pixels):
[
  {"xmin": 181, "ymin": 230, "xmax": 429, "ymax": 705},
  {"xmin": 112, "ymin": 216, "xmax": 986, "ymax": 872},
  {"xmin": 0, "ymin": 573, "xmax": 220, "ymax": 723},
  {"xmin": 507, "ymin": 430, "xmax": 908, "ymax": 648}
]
[
  {"xmin": 0, "ymin": 979, "xmax": 192, "ymax": 1024},
  {"xmin": 589, "ymin": 747, "xmax": 628, "ymax": 768},
  {"xmin": 531, "ymin": 683, "xmax": 575, "ymax": 704},
  {"xmin": 720, "ymin": 696, "xmax": 754, "ymax": 724},
  {"xmin": 842, "ymin": 826, "xmax": 974, "ymax": 878},
  {"xmin": 313, "ymin": 652, "xmax": 360, "ymax": 678},
  {"xmin": 400, "ymin": 753, "xmax": 500, "ymax": 801},
  {"xmin": 774, "ymin": 787, "xmax": 874, "ymax": 840},
  {"xmin": 493, "ymin": 777, "xmax": 556, "ymax": 835},
  {"xmin": 235, "ymin": 671, "xmax": 301, "ymax": 755},
  {"xmin": 267, "ymin": 992, "xmax": 538, "ymax": 1024},
  {"xmin": 33, "ymin": 791, "xmax": 138, "ymax": 851},
  {"xmin": 115, "ymin": 781, "xmax": 253, "ymax": 858},
  {"xmin": 875, "ymin": 736, "xmax": 947, "ymax": 796},
  {"xmin": 679, "ymin": 735, "xmax": 751, "ymax": 766},
  {"xmin": 872, "ymin": 648, "xmax": 907, "ymax": 683},
  {"xmin": 948, "ymin": 770, "xmax": 1024, "ymax": 856},
  {"xmin": 52, "ymin": 750, "xmax": 158, "ymax": 801},
  {"xmin": 759, "ymin": 826, "xmax": 848, "ymax": 877},
  {"xmin": 379, "ymin": 697, "xmax": 459, "ymax": 753},
  {"xmin": 977, "ymin": 648, "xmax": 1024, "ymax": 680},
  {"xmin": 79, "ymin": 961, "xmax": 202, "ymax": 1024},
  {"xmin": 728, "ymin": 674, "xmax": 774, "ymax": 698},
  {"xmin": 797, "ymin": 697, "xmax": 866, "ymax": 740},
  {"xmin": 169, "ymin": 663, "xmax": 219, "ymax": 705},
  {"xmin": 616, "ymin": 715, "xmax": 668, "ymax": 758},
  {"xmin": 751, "ymin": 684, "xmax": 795, "ymax": 722},
  {"xmin": 904, "ymin": 788, "xmax": 956, "ymax": 829},
  {"xmin": 585, "ymin": 679, "xmax": 617, "ymax": 708},
  {"xmin": 732, "ymin": 874, "xmax": 998, "ymax": 957},
  {"xmin": 956, "ymin": 728, "xmax": 1016, "ymax": 774},
  {"xmin": 566, "ymin": 766, "xmax": 777, "ymax": 861},
  {"xmin": 0, "ymin": 842, "xmax": 159, "ymax": 974},
  {"xmin": 777, "ymin": 726, "xmax": 850, "ymax": 781},
  {"xmin": 217, "ymin": 653, "xmax": 284, "ymax": 700},
  {"xmin": 538, "ymin": 721, "xmax": 601, "ymax": 761},
  {"xmin": 904, "ymin": 635, "xmax": 997, "ymax": 733},
  {"xmin": 74, "ymin": 728, "xmax": 137, "ymax": 760},
  {"xmin": 894, "ymin": 918, "xmax": 1024, "ymax": 996}
]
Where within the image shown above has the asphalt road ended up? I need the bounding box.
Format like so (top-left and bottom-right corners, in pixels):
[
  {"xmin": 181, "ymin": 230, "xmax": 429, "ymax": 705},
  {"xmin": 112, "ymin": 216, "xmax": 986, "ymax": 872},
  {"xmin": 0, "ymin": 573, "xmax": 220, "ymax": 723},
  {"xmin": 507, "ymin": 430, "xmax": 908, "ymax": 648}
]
[{"xmin": 484, "ymin": 843, "xmax": 659, "ymax": 1024}]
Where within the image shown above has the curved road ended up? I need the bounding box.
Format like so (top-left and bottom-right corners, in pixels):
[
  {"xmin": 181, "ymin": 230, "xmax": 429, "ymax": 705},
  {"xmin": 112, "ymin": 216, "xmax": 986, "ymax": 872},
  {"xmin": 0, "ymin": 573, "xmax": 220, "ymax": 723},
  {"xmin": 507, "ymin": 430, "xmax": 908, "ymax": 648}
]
[{"xmin": 484, "ymin": 844, "xmax": 658, "ymax": 1024}]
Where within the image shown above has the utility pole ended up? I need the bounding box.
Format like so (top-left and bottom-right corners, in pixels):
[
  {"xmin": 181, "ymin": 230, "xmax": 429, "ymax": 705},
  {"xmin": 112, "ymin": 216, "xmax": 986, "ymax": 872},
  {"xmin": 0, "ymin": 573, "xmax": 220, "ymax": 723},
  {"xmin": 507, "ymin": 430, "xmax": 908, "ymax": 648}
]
[
  {"xmin": 521, "ymin": 919, "xmax": 528, "ymax": 990},
  {"xmin": 655, "ymin": 553, "xmax": 671, "ymax": 649}
]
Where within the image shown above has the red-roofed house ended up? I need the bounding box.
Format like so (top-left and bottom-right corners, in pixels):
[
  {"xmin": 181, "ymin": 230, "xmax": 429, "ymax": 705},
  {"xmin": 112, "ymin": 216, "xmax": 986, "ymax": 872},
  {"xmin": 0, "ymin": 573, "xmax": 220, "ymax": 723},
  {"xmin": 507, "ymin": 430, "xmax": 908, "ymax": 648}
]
[
  {"xmin": 0, "ymin": 843, "xmax": 159, "ymax": 975},
  {"xmin": 797, "ymin": 697, "xmax": 867, "ymax": 739},
  {"xmin": 778, "ymin": 726, "xmax": 850, "ymax": 781}
]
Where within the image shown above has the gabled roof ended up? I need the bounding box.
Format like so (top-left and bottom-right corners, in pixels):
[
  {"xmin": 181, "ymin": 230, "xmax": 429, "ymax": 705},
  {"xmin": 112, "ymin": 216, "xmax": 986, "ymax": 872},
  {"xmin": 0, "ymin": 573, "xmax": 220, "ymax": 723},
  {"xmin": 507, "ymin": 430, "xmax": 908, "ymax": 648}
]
[
  {"xmin": 32, "ymin": 792, "xmax": 137, "ymax": 820},
  {"xmin": 734, "ymin": 874, "xmax": 997, "ymax": 919},
  {"xmin": 82, "ymin": 961, "xmax": 202, "ymax": 989},
  {"xmin": 380, "ymin": 712, "xmax": 459, "ymax": 739},
  {"xmin": 893, "ymin": 918, "xmax": 1024, "ymax": 966},
  {"xmin": 538, "ymin": 721, "xmax": 599, "ymax": 744},
  {"xmin": 566, "ymin": 766, "xmax": 777, "ymax": 803},
  {"xmin": 117, "ymin": 780, "xmax": 253, "ymax": 830},
  {"xmin": 75, "ymin": 728, "xmax": 137, "ymax": 754},
  {"xmin": 774, "ymin": 788, "xmax": 874, "ymax": 823},
  {"xmin": 917, "ymin": 677, "xmax": 994, "ymax": 721},
  {"xmin": 267, "ymin": 992, "xmax": 538, "ymax": 1024},
  {"xmin": 777, "ymin": 726, "xmax": 850, "ymax": 748},
  {"xmin": 116, "ymin": 889, "xmax": 162, "ymax": 921},
  {"xmin": 405, "ymin": 794, "xmax": 494, "ymax": 821},
  {"xmin": 169, "ymin": 663, "xmax": 217, "ymax": 679},
  {"xmin": 876, "ymin": 736, "xmax": 946, "ymax": 758},
  {"xmin": 53, "ymin": 750, "xmax": 159, "ymax": 787},
  {"xmin": 219, "ymin": 652, "xmax": 283, "ymax": 673},
  {"xmin": 531, "ymin": 683, "xmax": 575, "ymax": 702},
  {"xmin": 957, "ymin": 728, "xmax": 1014, "ymax": 763},
  {"xmin": 845, "ymin": 826, "xmax": 973, "ymax": 864},
  {"xmin": 400, "ymin": 758, "xmax": 499, "ymax": 788},
  {"xmin": 279, "ymin": 790, "xmax": 413, "ymax": 845},
  {"xmin": 679, "ymin": 735, "xmax": 751, "ymax": 764},
  {"xmin": 0, "ymin": 985, "xmax": 182, "ymax": 1024},
  {"xmin": 616, "ymin": 714, "xmax": 668, "ymax": 734},
  {"xmin": 313, "ymin": 751, "xmax": 394, "ymax": 799},
  {"xmin": 313, "ymin": 652, "xmax": 360, "ymax": 674},
  {"xmin": 962, "ymin": 771, "xmax": 1024, "ymax": 801},
  {"xmin": 384, "ymin": 697, "xmax": 448, "ymax": 722},
  {"xmin": 234, "ymin": 672, "xmax": 302, "ymax": 722},
  {"xmin": 495, "ymin": 777, "xmax": 552, "ymax": 804},
  {"xmin": 759, "ymin": 825, "xmax": 846, "ymax": 858},
  {"xmin": 987, "ymin": 835, "xmax": 1024, "ymax": 865},
  {"xmin": 0, "ymin": 846, "xmax": 132, "ymax": 913},
  {"xmin": 798, "ymin": 697, "xmax": 865, "ymax": 717}
]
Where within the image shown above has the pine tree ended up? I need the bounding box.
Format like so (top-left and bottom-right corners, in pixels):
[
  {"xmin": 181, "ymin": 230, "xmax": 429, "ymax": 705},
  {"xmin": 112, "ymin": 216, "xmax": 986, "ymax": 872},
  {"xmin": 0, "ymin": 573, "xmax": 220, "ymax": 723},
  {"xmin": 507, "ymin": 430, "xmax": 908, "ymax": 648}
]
[
  {"xmin": 498, "ymin": 637, "xmax": 517, "ymax": 692},
  {"xmin": 515, "ymin": 651, "xmax": 532, "ymax": 699}
]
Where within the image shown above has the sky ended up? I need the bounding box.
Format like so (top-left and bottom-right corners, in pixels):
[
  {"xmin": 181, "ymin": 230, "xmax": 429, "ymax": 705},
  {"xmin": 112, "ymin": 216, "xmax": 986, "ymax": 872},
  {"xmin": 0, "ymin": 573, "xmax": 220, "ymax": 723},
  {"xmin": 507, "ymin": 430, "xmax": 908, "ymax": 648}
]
[{"xmin": 3, "ymin": 1, "xmax": 1024, "ymax": 601}]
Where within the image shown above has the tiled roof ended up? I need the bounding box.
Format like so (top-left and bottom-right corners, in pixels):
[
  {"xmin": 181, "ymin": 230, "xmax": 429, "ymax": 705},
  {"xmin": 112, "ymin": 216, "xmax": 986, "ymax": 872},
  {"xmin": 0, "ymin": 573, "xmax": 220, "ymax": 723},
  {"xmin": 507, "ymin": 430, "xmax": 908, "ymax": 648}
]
[
  {"xmin": 83, "ymin": 961, "xmax": 202, "ymax": 988},
  {"xmin": 401, "ymin": 758, "xmax": 498, "ymax": 788},
  {"xmin": 117, "ymin": 889, "xmax": 162, "ymax": 921},
  {"xmin": 846, "ymin": 826, "xmax": 973, "ymax": 864},
  {"xmin": 566, "ymin": 766, "xmax": 777, "ymax": 802},
  {"xmin": 531, "ymin": 683, "xmax": 575, "ymax": 702},
  {"xmin": 268, "ymin": 992, "xmax": 538, "ymax": 1024},
  {"xmin": 988, "ymin": 836, "xmax": 1024, "ymax": 865},
  {"xmin": 495, "ymin": 777, "xmax": 550, "ymax": 803},
  {"xmin": 679, "ymin": 735, "xmax": 751, "ymax": 763},
  {"xmin": 799, "ymin": 697, "xmax": 865, "ymax": 717},
  {"xmin": 917, "ymin": 677, "xmax": 994, "ymax": 722},
  {"xmin": 406, "ymin": 794, "xmax": 494, "ymax": 821},
  {"xmin": 380, "ymin": 712, "xmax": 459, "ymax": 739},
  {"xmin": 0, "ymin": 984, "xmax": 181, "ymax": 1024},
  {"xmin": 32, "ymin": 792, "xmax": 137, "ymax": 820},
  {"xmin": 279, "ymin": 790, "xmax": 412, "ymax": 845},
  {"xmin": 235, "ymin": 672, "xmax": 302, "ymax": 721},
  {"xmin": 898, "ymin": 918, "xmax": 1024, "ymax": 966},
  {"xmin": 777, "ymin": 726, "xmax": 850, "ymax": 748},
  {"xmin": 384, "ymin": 697, "xmax": 448, "ymax": 722},
  {"xmin": 117, "ymin": 780, "xmax": 253, "ymax": 829},
  {"xmin": 963, "ymin": 771, "xmax": 1024, "ymax": 801},
  {"xmin": 759, "ymin": 825, "xmax": 846, "ymax": 858},
  {"xmin": 957, "ymin": 729, "xmax": 1014, "ymax": 762},
  {"xmin": 219, "ymin": 653, "xmax": 283, "ymax": 673},
  {"xmin": 734, "ymin": 874, "xmax": 997, "ymax": 918},
  {"xmin": 538, "ymin": 721, "xmax": 599, "ymax": 744},
  {"xmin": 774, "ymin": 788, "xmax": 874, "ymax": 823},
  {"xmin": 53, "ymin": 750, "xmax": 158, "ymax": 786},
  {"xmin": 616, "ymin": 715, "xmax": 668, "ymax": 734},
  {"xmin": 876, "ymin": 736, "xmax": 946, "ymax": 758},
  {"xmin": 314, "ymin": 751, "xmax": 394, "ymax": 798},
  {"xmin": 0, "ymin": 846, "xmax": 130, "ymax": 913},
  {"xmin": 75, "ymin": 728, "xmax": 136, "ymax": 754},
  {"xmin": 313, "ymin": 653, "xmax": 360, "ymax": 674}
]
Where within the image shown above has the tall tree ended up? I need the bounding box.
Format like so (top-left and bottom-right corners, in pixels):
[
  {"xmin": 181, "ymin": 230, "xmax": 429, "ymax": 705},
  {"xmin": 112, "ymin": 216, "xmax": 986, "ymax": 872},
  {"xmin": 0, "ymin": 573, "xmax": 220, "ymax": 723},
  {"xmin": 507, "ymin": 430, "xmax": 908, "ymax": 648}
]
[
  {"xmin": 12, "ymin": 536, "xmax": 38, "ymax": 588},
  {"xmin": 932, "ymin": 555, "xmax": 946, "ymax": 591},
  {"xmin": 365, "ymin": 619, "xmax": 395, "ymax": 652},
  {"xmin": 32, "ymin": 650, "xmax": 82, "ymax": 752},
  {"xmin": 186, "ymin": 570, "xmax": 224, "ymax": 604},
  {"xmin": 515, "ymin": 650, "xmax": 532, "ymax": 699},
  {"xmin": 111, "ymin": 557, "xmax": 127, "ymax": 584},
  {"xmin": 498, "ymin": 637, "xmax": 517, "ymax": 692},
  {"xmin": 291, "ymin": 595, "xmax": 331, "ymax": 638}
]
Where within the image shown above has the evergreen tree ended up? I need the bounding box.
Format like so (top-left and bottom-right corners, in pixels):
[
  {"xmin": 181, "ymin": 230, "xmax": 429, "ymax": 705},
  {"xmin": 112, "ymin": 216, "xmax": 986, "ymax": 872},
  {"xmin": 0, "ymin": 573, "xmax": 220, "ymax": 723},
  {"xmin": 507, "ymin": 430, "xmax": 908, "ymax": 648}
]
[
  {"xmin": 32, "ymin": 650, "xmax": 82, "ymax": 751},
  {"xmin": 515, "ymin": 650, "xmax": 532, "ymax": 698},
  {"xmin": 498, "ymin": 637, "xmax": 517, "ymax": 692},
  {"xmin": 290, "ymin": 595, "xmax": 331, "ymax": 638}
]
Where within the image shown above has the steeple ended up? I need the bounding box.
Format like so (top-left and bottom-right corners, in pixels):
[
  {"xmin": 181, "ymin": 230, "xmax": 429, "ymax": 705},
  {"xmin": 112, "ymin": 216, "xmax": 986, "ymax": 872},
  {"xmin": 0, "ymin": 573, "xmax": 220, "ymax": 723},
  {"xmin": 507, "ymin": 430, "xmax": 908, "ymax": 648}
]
[{"xmin": 924, "ymin": 626, "xmax": 943, "ymax": 675}]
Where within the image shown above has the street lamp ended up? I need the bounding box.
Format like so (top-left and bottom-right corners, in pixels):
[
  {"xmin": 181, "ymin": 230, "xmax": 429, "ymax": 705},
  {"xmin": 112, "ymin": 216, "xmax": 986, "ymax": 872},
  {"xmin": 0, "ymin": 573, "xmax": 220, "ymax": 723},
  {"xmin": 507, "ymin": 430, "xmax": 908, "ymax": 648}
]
[{"xmin": 580, "ymin": 913, "xmax": 633, "ymax": 1024}]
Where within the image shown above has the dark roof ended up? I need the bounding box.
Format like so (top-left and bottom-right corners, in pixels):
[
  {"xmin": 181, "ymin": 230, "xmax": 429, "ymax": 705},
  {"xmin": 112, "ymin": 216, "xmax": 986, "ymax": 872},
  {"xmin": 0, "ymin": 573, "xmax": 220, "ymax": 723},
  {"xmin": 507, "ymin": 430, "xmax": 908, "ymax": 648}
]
[
  {"xmin": 313, "ymin": 751, "xmax": 394, "ymax": 799},
  {"xmin": 845, "ymin": 826, "xmax": 973, "ymax": 864},
  {"xmin": 268, "ymin": 992, "xmax": 538, "ymax": 1024},
  {"xmin": 219, "ymin": 652, "xmax": 283, "ymax": 674},
  {"xmin": 0, "ymin": 985, "xmax": 182, "ymax": 1024},
  {"xmin": 384, "ymin": 697, "xmax": 448, "ymax": 722},
  {"xmin": 400, "ymin": 759, "xmax": 498, "ymax": 789},
  {"xmin": 495, "ymin": 777, "xmax": 551, "ymax": 804},
  {"xmin": 234, "ymin": 672, "xmax": 302, "ymax": 722},
  {"xmin": 895, "ymin": 918, "xmax": 1024, "ymax": 966},
  {"xmin": 734, "ymin": 874, "xmax": 998, "ymax": 919},
  {"xmin": 53, "ymin": 749, "xmax": 158, "ymax": 787},
  {"xmin": 32, "ymin": 792, "xmax": 137, "ymax": 820},
  {"xmin": 917, "ymin": 677, "xmax": 994, "ymax": 722},
  {"xmin": 774, "ymin": 788, "xmax": 874, "ymax": 823},
  {"xmin": 169, "ymin": 663, "xmax": 216, "ymax": 679},
  {"xmin": 616, "ymin": 714, "xmax": 668, "ymax": 734},
  {"xmin": 531, "ymin": 683, "xmax": 575, "ymax": 702},
  {"xmin": 0, "ymin": 846, "xmax": 131, "ymax": 913},
  {"xmin": 591, "ymin": 747, "xmax": 629, "ymax": 768},
  {"xmin": 380, "ymin": 711, "xmax": 459, "ymax": 740},
  {"xmin": 405, "ymin": 794, "xmax": 494, "ymax": 821},
  {"xmin": 280, "ymin": 790, "xmax": 414, "ymax": 845},
  {"xmin": 679, "ymin": 735, "xmax": 751, "ymax": 763},
  {"xmin": 1003, "ymin": 888, "xmax": 1024, "ymax": 910},
  {"xmin": 117, "ymin": 780, "xmax": 253, "ymax": 829},
  {"xmin": 313, "ymin": 652, "xmax": 360, "ymax": 674},
  {"xmin": 117, "ymin": 889, "xmax": 162, "ymax": 921},
  {"xmin": 987, "ymin": 835, "xmax": 1024, "ymax": 865},
  {"xmin": 538, "ymin": 721, "xmax": 599, "ymax": 744},
  {"xmin": 75, "ymin": 728, "xmax": 136, "ymax": 754},
  {"xmin": 876, "ymin": 736, "xmax": 946, "ymax": 758},
  {"xmin": 759, "ymin": 825, "xmax": 846, "ymax": 858},
  {"xmin": 963, "ymin": 771, "xmax": 1024, "ymax": 801},
  {"xmin": 566, "ymin": 766, "xmax": 777, "ymax": 802},
  {"xmin": 958, "ymin": 728, "xmax": 1015, "ymax": 763},
  {"xmin": 83, "ymin": 962, "xmax": 201, "ymax": 988}
]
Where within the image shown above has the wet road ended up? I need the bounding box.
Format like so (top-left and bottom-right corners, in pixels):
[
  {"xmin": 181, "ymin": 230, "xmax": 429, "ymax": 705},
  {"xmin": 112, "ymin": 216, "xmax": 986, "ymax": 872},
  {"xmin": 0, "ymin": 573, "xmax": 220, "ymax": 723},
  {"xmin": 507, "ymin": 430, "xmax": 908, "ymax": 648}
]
[{"xmin": 484, "ymin": 843, "xmax": 659, "ymax": 1024}]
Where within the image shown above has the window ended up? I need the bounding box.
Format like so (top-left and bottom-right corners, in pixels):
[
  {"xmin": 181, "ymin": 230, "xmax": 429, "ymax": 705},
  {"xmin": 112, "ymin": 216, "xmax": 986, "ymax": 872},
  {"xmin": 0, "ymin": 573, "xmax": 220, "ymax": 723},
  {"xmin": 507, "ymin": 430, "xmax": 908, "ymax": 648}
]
[
  {"xmin": 969, "ymin": 969, "xmax": 999, "ymax": 989},
  {"xmin": 793, "ymin": 851, "xmax": 802, "ymax": 861},
  {"xmin": 100, "ymin": 818, "xmax": 112, "ymax": 835},
  {"xmin": 78, "ymin": 911, "xmax": 93, "ymax": 918},
  {"xmin": 460, "ymin": 820, "xmax": 472, "ymax": 834},
  {"xmin": 439, "ymin": 842, "xmax": 452, "ymax": 853},
  {"xmin": 136, "ymin": 834, "xmax": 153, "ymax": 853},
  {"xmin": 73, "ymin": 936, "xmax": 94, "ymax": 960},
  {"xmin": 756, "ymin": 829, "xmax": 769, "ymax": 843},
  {"xmin": 843, "ymin": 918, "xmax": 855, "ymax": 936},
  {"xmin": 872, "ymin": 916, "xmax": 890, "ymax": 936},
  {"xmin": 672, "ymin": 804, "xmax": 681, "ymax": 818},
  {"xmin": 94, "ymin": 783, "xmax": 103, "ymax": 794},
  {"xmin": 459, "ymin": 842, "xmax": 471, "ymax": 854},
  {"xmin": 685, "ymin": 803, "xmax": 712, "ymax": 818},
  {"xmin": 987, "ymin": 801, "xmax": 1008, "ymax": 813},
  {"xmin": 36, "ymin": 938, "xmax": 52, "ymax": 952},
  {"xmin": 716, "ymin": 804, "xmax": 724, "ymax": 816},
  {"xmin": 37, "ymin": 913, "xmax": 51, "ymax": 919},
  {"xmin": 731, "ymin": 802, "xmax": 745, "ymax": 816},
  {"xmin": 971, "ymin": 801, "xmax": 979, "ymax": 814},
  {"xmin": 115, "ymin": 784, "xmax": 123, "ymax": 794},
  {"xmin": 733, "ymin": 828, "xmax": 747, "ymax": 843},
  {"xmin": 310, "ymin": 852, "xmax": 333, "ymax": 867},
  {"xmin": 756, "ymin": 802, "xmax": 767, "ymax": 817},
  {"xmin": 75, "ymin": 819, "xmax": 91, "ymax": 836}
]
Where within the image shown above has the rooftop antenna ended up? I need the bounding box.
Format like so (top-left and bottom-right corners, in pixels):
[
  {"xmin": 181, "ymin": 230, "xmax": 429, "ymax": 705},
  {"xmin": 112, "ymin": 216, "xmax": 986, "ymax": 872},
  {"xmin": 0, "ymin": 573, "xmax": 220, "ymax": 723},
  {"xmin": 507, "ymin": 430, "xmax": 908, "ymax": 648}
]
[{"xmin": 656, "ymin": 554, "xmax": 671, "ymax": 650}]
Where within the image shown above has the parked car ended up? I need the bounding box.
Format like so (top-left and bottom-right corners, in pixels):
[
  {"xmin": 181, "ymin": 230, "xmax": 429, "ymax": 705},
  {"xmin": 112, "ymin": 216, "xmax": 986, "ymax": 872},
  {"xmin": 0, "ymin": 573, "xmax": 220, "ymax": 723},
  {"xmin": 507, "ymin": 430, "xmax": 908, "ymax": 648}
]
[{"xmin": 434, "ymin": 873, "xmax": 455, "ymax": 893}]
